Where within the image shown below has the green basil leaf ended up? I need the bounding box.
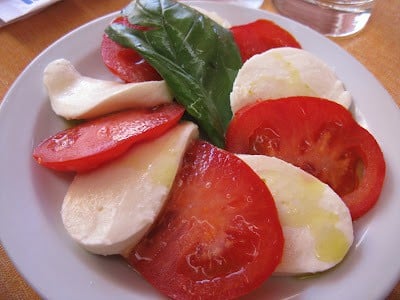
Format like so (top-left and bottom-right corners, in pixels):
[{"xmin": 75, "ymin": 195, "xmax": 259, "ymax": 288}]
[{"xmin": 105, "ymin": 0, "xmax": 242, "ymax": 147}]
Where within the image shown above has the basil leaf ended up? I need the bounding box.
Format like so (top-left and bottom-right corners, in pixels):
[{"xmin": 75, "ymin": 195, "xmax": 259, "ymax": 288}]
[{"xmin": 105, "ymin": 0, "xmax": 242, "ymax": 147}]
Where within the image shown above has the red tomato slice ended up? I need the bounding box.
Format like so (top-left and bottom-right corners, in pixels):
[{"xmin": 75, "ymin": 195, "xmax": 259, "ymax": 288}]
[
  {"xmin": 226, "ymin": 97, "xmax": 386, "ymax": 220},
  {"xmin": 33, "ymin": 104, "xmax": 185, "ymax": 173},
  {"xmin": 128, "ymin": 140, "xmax": 283, "ymax": 300},
  {"xmin": 101, "ymin": 16, "xmax": 162, "ymax": 83},
  {"xmin": 231, "ymin": 19, "xmax": 301, "ymax": 62}
]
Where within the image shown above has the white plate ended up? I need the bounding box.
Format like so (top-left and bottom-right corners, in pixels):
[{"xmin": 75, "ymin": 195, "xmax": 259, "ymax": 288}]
[{"xmin": 1, "ymin": 1, "xmax": 399, "ymax": 299}]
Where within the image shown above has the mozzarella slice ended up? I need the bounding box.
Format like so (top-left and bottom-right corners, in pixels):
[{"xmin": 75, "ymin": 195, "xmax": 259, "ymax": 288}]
[
  {"xmin": 230, "ymin": 47, "xmax": 352, "ymax": 113},
  {"xmin": 191, "ymin": 5, "xmax": 231, "ymax": 28},
  {"xmin": 43, "ymin": 59, "xmax": 173, "ymax": 120},
  {"xmin": 61, "ymin": 122, "xmax": 199, "ymax": 256},
  {"xmin": 237, "ymin": 154, "xmax": 353, "ymax": 275}
]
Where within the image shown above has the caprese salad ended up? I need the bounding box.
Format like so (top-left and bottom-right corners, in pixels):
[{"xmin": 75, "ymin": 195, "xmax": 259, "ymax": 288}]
[{"xmin": 32, "ymin": 0, "xmax": 386, "ymax": 299}]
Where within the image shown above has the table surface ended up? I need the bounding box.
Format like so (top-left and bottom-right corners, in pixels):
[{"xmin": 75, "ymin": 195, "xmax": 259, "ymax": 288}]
[{"xmin": 0, "ymin": 0, "xmax": 399, "ymax": 299}]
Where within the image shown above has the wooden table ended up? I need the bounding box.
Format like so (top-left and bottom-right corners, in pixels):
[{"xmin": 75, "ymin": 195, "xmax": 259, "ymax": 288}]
[{"xmin": 0, "ymin": 0, "xmax": 399, "ymax": 299}]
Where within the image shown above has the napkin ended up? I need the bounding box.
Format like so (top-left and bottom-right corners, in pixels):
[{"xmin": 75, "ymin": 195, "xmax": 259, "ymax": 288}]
[{"xmin": 0, "ymin": 0, "xmax": 62, "ymax": 27}]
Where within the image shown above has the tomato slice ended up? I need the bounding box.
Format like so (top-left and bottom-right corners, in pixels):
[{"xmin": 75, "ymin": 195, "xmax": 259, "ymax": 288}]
[
  {"xmin": 225, "ymin": 97, "xmax": 386, "ymax": 220},
  {"xmin": 231, "ymin": 19, "xmax": 301, "ymax": 62},
  {"xmin": 33, "ymin": 104, "xmax": 185, "ymax": 173},
  {"xmin": 101, "ymin": 16, "xmax": 162, "ymax": 83},
  {"xmin": 128, "ymin": 140, "xmax": 283, "ymax": 300}
]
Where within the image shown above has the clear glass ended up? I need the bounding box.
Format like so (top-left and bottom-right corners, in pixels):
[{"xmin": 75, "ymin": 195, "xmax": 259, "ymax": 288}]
[{"xmin": 272, "ymin": 0, "xmax": 375, "ymax": 37}]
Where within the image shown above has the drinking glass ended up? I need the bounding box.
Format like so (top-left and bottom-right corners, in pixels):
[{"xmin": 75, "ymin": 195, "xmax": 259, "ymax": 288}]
[{"xmin": 272, "ymin": 0, "xmax": 375, "ymax": 37}]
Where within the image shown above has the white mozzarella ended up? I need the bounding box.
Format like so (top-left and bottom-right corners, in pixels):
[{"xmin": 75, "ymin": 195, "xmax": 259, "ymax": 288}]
[
  {"xmin": 230, "ymin": 47, "xmax": 352, "ymax": 113},
  {"xmin": 190, "ymin": 6, "xmax": 231, "ymax": 28},
  {"xmin": 43, "ymin": 59, "xmax": 173, "ymax": 120},
  {"xmin": 237, "ymin": 154, "xmax": 354, "ymax": 275},
  {"xmin": 61, "ymin": 122, "xmax": 199, "ymax": 256}
]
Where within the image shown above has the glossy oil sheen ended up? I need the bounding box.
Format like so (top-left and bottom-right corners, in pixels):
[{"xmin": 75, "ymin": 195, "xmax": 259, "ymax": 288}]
[{"xmin": 263, "ymin": 169, "xmax": 349, "ymax": 263}]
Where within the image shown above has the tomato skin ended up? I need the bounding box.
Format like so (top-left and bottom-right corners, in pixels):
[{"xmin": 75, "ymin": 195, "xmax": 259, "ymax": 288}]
[
  {"xmin": 128, "ymin": 140, "xmax": 283, "ymax": 300},
  {"xmin": 225, "ymin": 97, "xmax": 386, "ymax": 220},
  {"xmin": 101, "ymin": 16, "xmax": 162, "ymax": 83},
  {"xmin": 231, "ymin": 19, "xmax": 301, "ymax": 62},
  {"xmin": 33, "ymin": 104, "xmax": 185, "ymax": 173}
]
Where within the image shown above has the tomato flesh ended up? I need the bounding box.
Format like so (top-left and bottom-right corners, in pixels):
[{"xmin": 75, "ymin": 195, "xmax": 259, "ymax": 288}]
[
  {"xmin": 33, "ymin": 104, "xmax": 185, "ymax": 173},
  {"xmin": 231, "ymin": 19, "xmax": 301, "ymax": 62},
  {"xmin": 128, "ymin": 140, "xmax": 283, "ymax": 300},
  {"xmin": 101, "ymin": 16, "xmax": 162, "ymax": 83},
  {"xmin": 225, "ymin": 97, "xmax": 386, "ymax": 220}
]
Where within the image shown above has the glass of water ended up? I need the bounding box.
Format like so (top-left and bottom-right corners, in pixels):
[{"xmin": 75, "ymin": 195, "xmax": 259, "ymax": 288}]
[{"xmin": 272, "ymin": 0, "xmax": 375, "ymax": 37}]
